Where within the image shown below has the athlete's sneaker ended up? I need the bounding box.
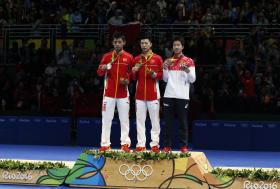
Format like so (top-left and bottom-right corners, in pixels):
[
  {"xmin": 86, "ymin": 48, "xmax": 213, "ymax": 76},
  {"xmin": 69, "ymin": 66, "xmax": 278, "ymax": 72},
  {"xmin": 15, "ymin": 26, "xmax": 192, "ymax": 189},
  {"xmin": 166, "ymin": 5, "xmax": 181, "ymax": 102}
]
[
  {"xmin": 151, "ymin": 146, "xmax": 160, "ymax": 153},
  {"xmin": 121, "ymin": 144, "xmax": 131, "ymax": 152},
  {"xmin": 99, "ymin": 146, "xmax": 111, "ymax": 152},
  {"xmin": 135, "ymin": 146, "xmax": 146, "ymax": 152},
  {"xmin": 180, "ymin": 146, "xmax": 189, "ymax": 153},
  {"xmin": 163, "ymin": 146, "xmax": 172, "ymax": 153}
]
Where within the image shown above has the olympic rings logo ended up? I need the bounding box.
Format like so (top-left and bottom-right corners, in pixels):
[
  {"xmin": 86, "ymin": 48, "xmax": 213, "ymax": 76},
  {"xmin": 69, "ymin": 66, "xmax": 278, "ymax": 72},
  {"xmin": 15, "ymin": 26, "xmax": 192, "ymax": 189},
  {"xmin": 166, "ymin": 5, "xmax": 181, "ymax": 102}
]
[{"xmin": 118, "ymin": 164, "xmax": 153, "ymax": 181}]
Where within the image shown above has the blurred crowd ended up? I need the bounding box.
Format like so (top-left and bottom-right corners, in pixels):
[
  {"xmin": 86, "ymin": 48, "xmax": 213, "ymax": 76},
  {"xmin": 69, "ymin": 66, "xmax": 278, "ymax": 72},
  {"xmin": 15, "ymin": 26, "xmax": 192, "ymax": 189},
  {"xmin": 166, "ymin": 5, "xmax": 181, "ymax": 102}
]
[
  {"xmin": 0, "ymin": 0, "xmax": 279, "ymax": 26},
  {"xmin": 0, "ymin": 0, "xmax": 279, "ymax": 118},
  {"xmin": 1, "ymin": 25, "xmax": 279, "ymax": 117},
  {"xmin": 188, "ymin": 27, "xmax": 280, "ymax": 116}
]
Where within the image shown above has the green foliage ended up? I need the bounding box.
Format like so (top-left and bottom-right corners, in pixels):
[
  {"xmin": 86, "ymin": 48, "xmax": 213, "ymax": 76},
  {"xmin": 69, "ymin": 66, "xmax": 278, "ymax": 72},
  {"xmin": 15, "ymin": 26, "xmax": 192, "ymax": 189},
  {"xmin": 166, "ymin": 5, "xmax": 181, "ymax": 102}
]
[
  {"xmin": 37, "ymin": 168, "xmax": 70, "ymax": 185},
  {"xmin": 212, "ymin": 168, "xmax": 280, "ymax": 181},
  {"xmin": 84, "ymin": 149, "xmax": 190, "ymax": 162},
  {"xmin": 0, "ymin": 160, "xmax": 66, "ymax": 171}
]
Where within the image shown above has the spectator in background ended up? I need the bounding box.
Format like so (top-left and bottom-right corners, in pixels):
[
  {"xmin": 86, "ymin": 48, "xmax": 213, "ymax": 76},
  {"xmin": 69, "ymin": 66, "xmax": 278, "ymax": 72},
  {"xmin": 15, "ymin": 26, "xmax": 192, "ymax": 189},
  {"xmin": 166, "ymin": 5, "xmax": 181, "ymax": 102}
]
[
  {"xmin": 253, "ymin": 12, "xmax": 269, "ymax": 24},
  {"xmin": 237, "ymin": 62, "xmax": 258, "ymax": 112},
  {"xmin": 73, "ymin": 40, "xmax": 91, "ymax": 64},
  {"xmin": 19, "ymin": 39, "xmax": 29, "ymax": 65},
  {"xmin": 30, "ymin": 81, "xmax": 43, "ymax": 112},
  {"xmin": 1, "ymin": 79, "xmax": 13, "ymax": 111},
  {"xmin": 85, "ymin": 9, "xmax": 98, "ymax": 24},
  {"xmin": 70, "ymin": 9, "xmax": 82, "ymax": 32},
  {"xmin": 94, "ymin": 0, "xmax": 108, "ymax": 24},
  {"xmin": 229, "ymin": 7, "xmax": 239, "ymax": 24},
  {"xmin": 106, "ymin": 1, "xmax": 117, "ymax": 20},
  {"xmin": 174, "ymin": 0, "xmax": 186, "ymax": 23},
  {"xmin": 0, "ymin": 7, "xmax": 8, "ymax": 26},
  {"xmin": 14, "ymin": 80, "xmax": 30, "ymax": 110},
  {"xmin": 266, "ymin": 39, "xmax": 279, "ymax": 66},
  {"xmin": 60, "ymin": 8, "xmax": 71, "ymax": 32},
  {"xmin": 145, "ymin": 0, "xmax": 161, "ymax": 24},
  {"xmin": 24, "ymin": 0, "xmax": 32, "ymax": 13},
  {"xmin": 108, "ymin": 9, "xmax": 126, "ymax": 25},
  {"xmin": 8, "ymin": 41, "xmax": 21, "ymax": 64},
  {"xmin": 133, "ymin": 6, "xmax": 145, "ymax": 24},
  {"xmin": 163, "ymin": 41, "xmax": 173, "ymax": 58},
  {"xmin": 187, "ymin": 13, "xmax": 199, "ymax": 24},
  {"xmin": 89, "ymin": 45, "xmax": 101, "ymax": 65},
  {"xmin": 119, "ymin": 0, "xmax": 136, "ymax": 23},
  {"xmin": 37, "ymin": 39, "xmax": 52, "ymax": 74},
  {"xmin": 157, "ymin": 0, "xmax": 167, "ymax": 17},
  {"xmin": 9, "ymin": 4, "xmax": 22, "ymax": 24},
  {"xmin": 26, "ymin": 42, "xmax": 39, "ymax": 76},
  {"xmin": 57, "ymin": 41, "xmax": 73, "ymax": 65},
  {"xmin": 41, "ymin": 76, "xmax": 64, "ymax": 114},
  {"xmin": 201, "ymin": 8, "xmax": 215, "ymax": 24},
  {"xmin": 1, "ymin": 0, "xmax": 280, "ymax": 25},
  {"xmin": 67, "ymin": 78, "xmax": 84, "ymax": 108},
  {"xmin": 240, "ymin": 1, "xmax": 252, "ymax": 23},
  {"xmin": 45, "ymin": 62, "xmax": 57, "ymax": 78}
]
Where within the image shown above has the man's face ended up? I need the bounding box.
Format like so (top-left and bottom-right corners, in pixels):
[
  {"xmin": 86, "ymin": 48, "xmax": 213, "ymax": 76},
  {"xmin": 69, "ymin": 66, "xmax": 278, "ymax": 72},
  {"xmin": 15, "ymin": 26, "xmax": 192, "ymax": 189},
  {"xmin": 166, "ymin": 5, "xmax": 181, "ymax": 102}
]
[
  {"xmin": 112, "ymin": 38, "xmax": 125, "ymax": 52},
  {"xmin": 140, "ymin": 39, "xmax": 152, "ymax": 53},
  {"xmin": 173, "ymin": 40, "xmax": 184, "ymax": 54},
  {"xmin": 245, "ymin": 70, "xmax": 251, "ymax": 78}
]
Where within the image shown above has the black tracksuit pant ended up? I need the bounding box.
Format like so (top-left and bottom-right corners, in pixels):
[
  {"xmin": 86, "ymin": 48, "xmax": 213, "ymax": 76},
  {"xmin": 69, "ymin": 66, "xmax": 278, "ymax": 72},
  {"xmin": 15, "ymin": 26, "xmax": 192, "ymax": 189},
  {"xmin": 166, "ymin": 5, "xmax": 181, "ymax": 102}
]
[{"xmin": 163, "ymin": 97, "xmax": 189, "ymax": 147}]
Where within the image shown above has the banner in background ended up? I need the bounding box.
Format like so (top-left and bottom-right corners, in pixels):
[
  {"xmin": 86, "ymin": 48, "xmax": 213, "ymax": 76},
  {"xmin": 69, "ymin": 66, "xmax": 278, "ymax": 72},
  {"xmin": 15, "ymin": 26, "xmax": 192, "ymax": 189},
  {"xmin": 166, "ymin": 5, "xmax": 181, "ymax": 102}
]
[{"xmin": 109, "ymin": 24, "xmax": 140, "ymax": 46}]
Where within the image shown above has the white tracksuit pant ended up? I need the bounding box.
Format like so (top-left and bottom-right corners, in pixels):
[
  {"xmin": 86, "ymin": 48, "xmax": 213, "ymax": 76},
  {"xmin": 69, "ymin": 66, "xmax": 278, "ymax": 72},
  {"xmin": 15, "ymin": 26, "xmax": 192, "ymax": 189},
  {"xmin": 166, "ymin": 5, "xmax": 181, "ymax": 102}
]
[
  {"xmin": 101, "ymin": 96, "xmax": 131, "ymax": 147},
  {"xmin": 136, "ymin": 99, "xmax": 160, "ymax": 148}
]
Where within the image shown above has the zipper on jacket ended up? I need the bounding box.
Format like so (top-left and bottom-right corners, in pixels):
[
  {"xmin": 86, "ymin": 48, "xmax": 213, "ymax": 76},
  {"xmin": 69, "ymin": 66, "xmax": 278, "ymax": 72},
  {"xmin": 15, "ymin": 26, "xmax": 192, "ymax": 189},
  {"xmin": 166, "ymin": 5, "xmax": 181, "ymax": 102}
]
[
  {"xmin": 114, "ymin": 56, "xmax": 120, "ymax": 98},
  {"xmin": 144, "ymin": 63, "xmax": 147, "ymax": 100}
]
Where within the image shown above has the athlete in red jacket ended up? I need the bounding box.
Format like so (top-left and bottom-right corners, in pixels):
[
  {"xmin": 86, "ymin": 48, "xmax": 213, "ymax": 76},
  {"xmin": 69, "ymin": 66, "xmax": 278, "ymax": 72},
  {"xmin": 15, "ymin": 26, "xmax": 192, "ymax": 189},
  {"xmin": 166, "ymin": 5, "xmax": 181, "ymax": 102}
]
[
  {"xmin": 97, "ymin": 32, "xmax": 133, "ymax": 152},
  {"xmin": 132, "ymin": 36, "xmax": 163, "ymax": 153}
]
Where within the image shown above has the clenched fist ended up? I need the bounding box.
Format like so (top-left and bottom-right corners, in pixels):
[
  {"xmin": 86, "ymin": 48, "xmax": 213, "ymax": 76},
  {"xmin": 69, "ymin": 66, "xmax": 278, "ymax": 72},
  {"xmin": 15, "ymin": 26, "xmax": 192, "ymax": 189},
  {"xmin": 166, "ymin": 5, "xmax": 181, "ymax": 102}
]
[
  {"xmin": 132, "ymin": 63, "xmax": 142, "ymax": 73},
  {"xmin": 163, "ymin": 58, "xmax": 173, "ymax": 69}
]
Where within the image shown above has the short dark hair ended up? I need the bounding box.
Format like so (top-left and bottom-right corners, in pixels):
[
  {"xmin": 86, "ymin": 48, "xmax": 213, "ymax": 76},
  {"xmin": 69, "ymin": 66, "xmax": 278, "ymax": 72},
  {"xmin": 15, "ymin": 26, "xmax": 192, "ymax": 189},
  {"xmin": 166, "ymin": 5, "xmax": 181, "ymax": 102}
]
[
  {"xmin": 140, "ymin": 34, "xmax": 152, "ymax": 43},
  {"xmin": 112, "ymin": 32, "xmax": 126, "ymax": 41},
  {"xmin": 173, "ymin": 36, "xmax": 185, "ymax": 47}
]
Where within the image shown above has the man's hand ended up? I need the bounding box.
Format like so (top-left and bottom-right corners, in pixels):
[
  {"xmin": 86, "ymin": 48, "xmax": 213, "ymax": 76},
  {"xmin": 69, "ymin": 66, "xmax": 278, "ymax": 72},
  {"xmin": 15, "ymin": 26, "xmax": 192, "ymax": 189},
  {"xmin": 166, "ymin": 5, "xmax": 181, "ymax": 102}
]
[
  {"xmin": 119, "ymin": 77, "xmax": 129, "ymax": 85},
  {"xmin": 146, "ymin": 68, "xmax": 156, "ymax": 78},
  {"xmin": 132, "ymin": 67, "xmax": 140, "ymax": 73},
  {"xmin": 101, "ymin": 65, "xmax": 108, "ymax": 71},
  {"xmin": 163, "ymin": 58, "xmax": 172, "ymax": 69},
  {"xmin": 181, "ymin": 64, "xmax": 190, "ymax": 73},
  {"xmin": 132, "ymin": 64, "xmax": 141, "ymax": 73}
]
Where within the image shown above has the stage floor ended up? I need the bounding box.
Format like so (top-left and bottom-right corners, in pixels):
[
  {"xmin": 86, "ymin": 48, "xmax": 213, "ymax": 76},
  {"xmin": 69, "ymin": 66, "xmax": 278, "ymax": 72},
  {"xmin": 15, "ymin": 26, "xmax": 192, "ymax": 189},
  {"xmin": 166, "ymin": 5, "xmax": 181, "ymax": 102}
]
[
  {"xmin": 1, "ymin": 144, "xmax": 280, "ymax": 188},
  {"xmin": 1, "ymin": 144, "xmax": 280, "ymax": 168}
]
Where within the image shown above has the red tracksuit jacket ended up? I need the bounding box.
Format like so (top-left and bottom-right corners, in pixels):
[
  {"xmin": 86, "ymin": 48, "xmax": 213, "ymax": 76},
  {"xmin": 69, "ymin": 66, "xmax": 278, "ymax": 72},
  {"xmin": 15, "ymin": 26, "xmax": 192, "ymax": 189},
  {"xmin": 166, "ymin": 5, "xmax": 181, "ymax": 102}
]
[
  {"xmin": 132, "ymin": 52, "xmax": 163, "ymax": 100},
  {"xmin": 97, "ymin": 50, "xmax": 133, "ymax": 98}
]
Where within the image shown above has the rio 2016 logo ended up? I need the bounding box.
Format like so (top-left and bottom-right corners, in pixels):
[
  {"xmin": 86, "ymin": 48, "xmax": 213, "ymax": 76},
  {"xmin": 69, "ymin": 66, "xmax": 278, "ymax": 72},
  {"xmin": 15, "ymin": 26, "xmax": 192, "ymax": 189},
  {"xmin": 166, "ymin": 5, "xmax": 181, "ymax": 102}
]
[
  {"xmin": 2, "ymin": 171, "xmax": 32, "ymax": 180},
  {"xmin": 243, "ymin": 181, "xmax": 278, "ymax": 189}
]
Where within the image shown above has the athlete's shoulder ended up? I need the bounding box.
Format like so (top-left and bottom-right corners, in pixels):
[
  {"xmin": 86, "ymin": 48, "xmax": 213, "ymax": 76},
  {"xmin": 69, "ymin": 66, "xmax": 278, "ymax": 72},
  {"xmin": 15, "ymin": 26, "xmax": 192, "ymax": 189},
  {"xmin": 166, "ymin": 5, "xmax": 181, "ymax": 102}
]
[
  {"xmin": 152, "ymin": 53, "xmax": 163, "ymax": 61},
  {"xmin": 100, "ymin": 51, "xmax": 113, "ymax": 63},
  {"xmin": 122, "ymin": 51, "xmax": 133, "ymax": 58},
  {"xmin": 134, "ymin": 54, "xmax": 141, "ymax": 60},
  {"xmin": 122, "ymin": 50, "xmax": 132, "ymax": 55},
  {"xmin": 182, "ymin": 56, "xmax": 195, "ymax": 67},
  {"xmin": 152, "ymin": 53, "xmax": 160, "ymax": 58},
  {"xmin": 103, "ymin": 51, "xmax": 113, "ymax": 58}
]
